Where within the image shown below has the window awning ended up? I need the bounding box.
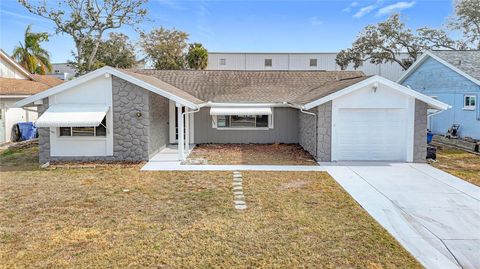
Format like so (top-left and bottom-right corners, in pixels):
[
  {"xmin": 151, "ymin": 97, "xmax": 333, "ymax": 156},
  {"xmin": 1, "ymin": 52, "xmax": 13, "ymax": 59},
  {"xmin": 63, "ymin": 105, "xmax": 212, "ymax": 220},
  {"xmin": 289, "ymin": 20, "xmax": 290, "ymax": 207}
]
[
  {"xmin": 35, "ymin": 104, "xmax": 109, "ymax": 127},
  {"xmin": 210, "ymin": 107, "xmax": 272, "ymax": 116}
]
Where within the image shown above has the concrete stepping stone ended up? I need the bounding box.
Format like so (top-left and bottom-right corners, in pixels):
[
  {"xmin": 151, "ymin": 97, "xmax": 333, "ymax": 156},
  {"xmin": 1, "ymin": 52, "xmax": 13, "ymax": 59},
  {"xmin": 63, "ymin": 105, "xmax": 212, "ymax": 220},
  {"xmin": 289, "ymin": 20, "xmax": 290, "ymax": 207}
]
[
  {"xmin": 235, "ymin": 204, "xmax": 247, "ymax": 210},
  {"xmin": 232, "ymin": 171, "xmax": 247, "ymax": 211}
]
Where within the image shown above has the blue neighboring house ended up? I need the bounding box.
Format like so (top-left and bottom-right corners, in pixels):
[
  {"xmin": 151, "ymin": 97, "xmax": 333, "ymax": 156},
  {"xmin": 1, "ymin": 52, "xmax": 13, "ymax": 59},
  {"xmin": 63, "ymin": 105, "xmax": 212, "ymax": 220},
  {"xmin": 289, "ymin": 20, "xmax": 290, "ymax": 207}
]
[{"xmin": 398, "ymin": 50, "xmax": 480, "ymax": 140}]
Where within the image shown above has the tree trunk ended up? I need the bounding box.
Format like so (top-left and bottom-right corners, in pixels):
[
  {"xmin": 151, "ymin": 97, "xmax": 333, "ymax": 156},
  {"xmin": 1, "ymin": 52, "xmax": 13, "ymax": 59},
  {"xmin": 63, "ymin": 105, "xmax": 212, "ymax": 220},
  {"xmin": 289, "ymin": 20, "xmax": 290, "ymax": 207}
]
[{"xmin": 86, "ymin": 34, "xmax": 103, "ymax": 71}]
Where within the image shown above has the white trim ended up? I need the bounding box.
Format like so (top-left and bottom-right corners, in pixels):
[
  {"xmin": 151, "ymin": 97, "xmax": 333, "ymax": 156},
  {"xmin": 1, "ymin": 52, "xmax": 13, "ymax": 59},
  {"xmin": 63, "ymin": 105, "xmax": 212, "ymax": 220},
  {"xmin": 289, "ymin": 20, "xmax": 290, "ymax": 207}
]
[
  {"xmin": 14, "ymin": 66, "xmax": 199, "ymax": 109},
  {"xmin": 303, "ymin": 76, "xmax": 450, "ymax": 111},
  {"xmin": 463, "ymin": 94, "xmax": 477, "ymax": 110},
  {"xmin": 0, "ymin": 95, "xmax": 31, "ymax": 99},
  {"xmin": 0, "ymin": 50, "xmax": 34, "ymax": 80},
  {"xmin": 207, "ymin": 102, "xmax": 289, "ymax": 107},
  {"xmin": 397, "ymin": 51, "xmax": 480, "ymax": 86},
  {"xmin": 177, "ymin": 105, "xmax": 185, "ymax": 160},
  {"xmin": 210, "ymin": 107, "xmax": 272, "ymax": 116}
]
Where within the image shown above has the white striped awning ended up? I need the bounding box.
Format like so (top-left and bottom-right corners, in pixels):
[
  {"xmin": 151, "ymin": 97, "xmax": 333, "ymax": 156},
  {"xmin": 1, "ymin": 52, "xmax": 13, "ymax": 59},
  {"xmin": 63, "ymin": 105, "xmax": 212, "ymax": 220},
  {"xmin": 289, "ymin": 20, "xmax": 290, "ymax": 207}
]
[
  {"xmin": 35, "ymin": 104, "xmax": 109, "ymax": 127},
  {"xmin": 210, "ymin": 107, "xmax": 272, "ymax": 116}
]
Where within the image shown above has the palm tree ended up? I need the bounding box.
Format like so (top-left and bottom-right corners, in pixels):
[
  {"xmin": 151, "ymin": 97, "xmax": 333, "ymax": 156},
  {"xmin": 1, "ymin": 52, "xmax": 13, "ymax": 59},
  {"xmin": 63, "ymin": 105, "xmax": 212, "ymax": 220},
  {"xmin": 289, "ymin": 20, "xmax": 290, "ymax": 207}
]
[{"xmin": 12, "ymin": 25, "xmax": 52, "ymax": 75}]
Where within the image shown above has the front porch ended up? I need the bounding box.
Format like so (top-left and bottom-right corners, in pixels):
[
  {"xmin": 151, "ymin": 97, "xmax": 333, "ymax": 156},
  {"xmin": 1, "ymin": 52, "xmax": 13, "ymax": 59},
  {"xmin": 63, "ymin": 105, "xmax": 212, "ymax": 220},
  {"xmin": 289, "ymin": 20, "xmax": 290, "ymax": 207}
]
[{"xmin": 150, "ymin": 144, "xmax": 195, "ymax": 162}]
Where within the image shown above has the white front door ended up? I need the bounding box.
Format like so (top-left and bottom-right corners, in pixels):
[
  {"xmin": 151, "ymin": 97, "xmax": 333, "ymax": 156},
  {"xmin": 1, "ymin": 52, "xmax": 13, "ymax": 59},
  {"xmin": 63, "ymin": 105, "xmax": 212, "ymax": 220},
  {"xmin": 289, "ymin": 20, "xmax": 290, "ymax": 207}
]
[{"xmin": 334, "ymin": 108, "xmax": 408, "ymax": 161}]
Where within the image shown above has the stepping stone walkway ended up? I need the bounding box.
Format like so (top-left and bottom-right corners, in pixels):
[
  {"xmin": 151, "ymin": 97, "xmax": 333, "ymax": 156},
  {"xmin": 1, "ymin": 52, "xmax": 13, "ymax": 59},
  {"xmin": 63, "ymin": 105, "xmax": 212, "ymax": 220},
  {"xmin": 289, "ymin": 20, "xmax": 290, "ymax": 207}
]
[{"xmin": 232, "ymin": 171, "xmax": 247, "ymax": 210}]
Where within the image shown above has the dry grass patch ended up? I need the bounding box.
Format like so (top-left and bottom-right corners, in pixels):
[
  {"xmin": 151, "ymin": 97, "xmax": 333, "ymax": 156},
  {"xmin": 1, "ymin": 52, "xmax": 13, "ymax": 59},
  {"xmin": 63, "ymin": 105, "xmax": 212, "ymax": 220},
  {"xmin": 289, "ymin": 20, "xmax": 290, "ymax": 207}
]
[
  {"xmin": 186, "ymin": 143, "xmax": 317, "ymax": 165},
  {"xmin": 0, "ymin": 146, "xmax": 421, "ymax": 268},
  {"xmin": 431, "ymin": 145, "xmax": 480, "ymax": 186}
]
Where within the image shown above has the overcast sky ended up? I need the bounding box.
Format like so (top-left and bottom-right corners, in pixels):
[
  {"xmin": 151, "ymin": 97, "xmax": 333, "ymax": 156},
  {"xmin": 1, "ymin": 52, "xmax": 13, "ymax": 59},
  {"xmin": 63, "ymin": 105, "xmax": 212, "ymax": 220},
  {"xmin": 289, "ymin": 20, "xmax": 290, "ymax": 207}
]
[{"xmin": 0, "ymin": 0, "xmax": 454, "ymax": 63}]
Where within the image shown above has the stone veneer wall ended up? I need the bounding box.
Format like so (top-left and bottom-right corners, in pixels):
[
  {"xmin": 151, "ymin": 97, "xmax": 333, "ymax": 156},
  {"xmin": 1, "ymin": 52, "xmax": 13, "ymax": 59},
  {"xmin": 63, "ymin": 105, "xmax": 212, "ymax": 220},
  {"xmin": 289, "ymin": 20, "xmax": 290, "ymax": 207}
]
[
  {"xmin": 38, "ymin": 76, "xmax": 169, "ymax": 163},
  {"xmin": 148, "ymin": 91, "xmax": 169, "ymax": 157},
  {"xmin": 298, "ymin": 109, "xmax": 317, "ymax": 158},
  {"xmin": 413, "ymin": 100, "xmax": 427, "ymax": 163},
  {"xmin": 298, "ymin": 101, "xmax": 332, "ymax": 162},
  {"xmin": 316, "ymin": 101, "xmax": 332, "ymax": 162},
  {"xmin": 38, "ymin": 98, "xmax": 51, "ymax": 164}
]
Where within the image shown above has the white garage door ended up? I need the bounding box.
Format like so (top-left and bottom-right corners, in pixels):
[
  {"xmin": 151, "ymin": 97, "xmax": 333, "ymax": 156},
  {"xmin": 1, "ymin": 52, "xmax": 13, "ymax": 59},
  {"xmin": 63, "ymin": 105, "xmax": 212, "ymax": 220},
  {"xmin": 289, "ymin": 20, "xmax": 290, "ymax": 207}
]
[{"xmin": 335, "ymin": 108, "xmax": 407, "ymax": 161}]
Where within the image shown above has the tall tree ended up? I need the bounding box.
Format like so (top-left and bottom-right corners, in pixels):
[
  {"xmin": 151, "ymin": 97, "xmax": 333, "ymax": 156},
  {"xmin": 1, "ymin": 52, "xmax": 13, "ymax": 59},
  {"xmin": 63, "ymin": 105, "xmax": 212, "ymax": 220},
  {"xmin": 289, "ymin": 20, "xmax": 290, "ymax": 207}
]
[
  {"xmin": 12, "ymin": 24, "xmax": 52, "ymax": 74},
  {"xmin": 336, "ymin": 14, "xmax": 423, "ymax": 71},
  {"xmin": 19, "ymin": 0, "xmax": 148, "ymax": 73},
  {"xmin": 75, "ymin": 33, "xmax": 137, "ymax": 72},
  {"xmin": 140, "ymin": 27, "xmax": 188, "ymax": 70},
  {"xmin": 450, "ymin": 0, "xmax": 480, "ymax": 49},
  {"xmin": 186, "ymin": 43, "xmax": 208, "ymax": 70},
  {"xmin": 336, "ymin": 11, "xmax": 476, "ymax": 71}
]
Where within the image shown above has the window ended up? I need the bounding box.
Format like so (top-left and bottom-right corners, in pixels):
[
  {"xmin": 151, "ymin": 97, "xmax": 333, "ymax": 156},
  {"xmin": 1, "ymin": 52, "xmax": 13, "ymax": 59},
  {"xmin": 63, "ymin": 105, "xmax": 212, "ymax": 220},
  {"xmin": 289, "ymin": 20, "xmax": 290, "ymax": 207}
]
[
  {"xmin": 59, "ymin": 117, "xmax": 107, "ymax": 137},
  {"xmin": 264, "ymin": 59, "xmax": 272, "ymax": 67},
  {"xmin": 215, "ymin": 115, "xmax": 272, "ymax": 129},
  {"xmin": 464, "ymin": 95, "xmax": 476, "ymax": 110},
  {"xmin": 309, "ymin": 58, "xmax": 317, "ymax": 67},
  {"xmin": 219, "ymin": 58, "xmax": 226, "ymax": 66}
]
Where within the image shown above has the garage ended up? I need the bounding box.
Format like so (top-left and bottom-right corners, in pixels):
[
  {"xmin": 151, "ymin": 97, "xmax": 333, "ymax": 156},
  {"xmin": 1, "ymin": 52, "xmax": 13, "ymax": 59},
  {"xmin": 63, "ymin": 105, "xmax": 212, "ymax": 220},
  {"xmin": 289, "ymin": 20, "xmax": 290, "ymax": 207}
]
[
  {"xmin": 328, "ymin": 79, "xmax": 418, "ymax": 162},
  {"xmin": 334, "ymin": 108, "xmax": 407, "ymax": 161}
]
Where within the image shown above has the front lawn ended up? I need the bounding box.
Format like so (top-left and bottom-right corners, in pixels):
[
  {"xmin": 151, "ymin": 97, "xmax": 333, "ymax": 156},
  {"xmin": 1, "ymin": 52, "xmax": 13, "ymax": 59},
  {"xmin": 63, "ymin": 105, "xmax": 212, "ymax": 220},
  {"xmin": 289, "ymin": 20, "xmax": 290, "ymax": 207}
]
[
  {"xmin": 431, "ymin": 145, "xmax": 480, "ymax": 186},
  {"xmin": 186, "ymin": 143, "xmax": 318, "ymax": 165},
  {"xmin": 0, "ymin": 145, "xmax": 421, "ymax": 268}
]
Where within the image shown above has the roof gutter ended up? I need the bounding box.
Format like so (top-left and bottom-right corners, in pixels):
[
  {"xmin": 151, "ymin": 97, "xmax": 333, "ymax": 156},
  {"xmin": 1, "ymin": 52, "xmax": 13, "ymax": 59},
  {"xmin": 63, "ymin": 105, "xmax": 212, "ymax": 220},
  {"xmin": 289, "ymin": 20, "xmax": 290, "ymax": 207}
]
[{"xmin": 206, "ymin": 102, "xmax": 291, "ymax": 107}]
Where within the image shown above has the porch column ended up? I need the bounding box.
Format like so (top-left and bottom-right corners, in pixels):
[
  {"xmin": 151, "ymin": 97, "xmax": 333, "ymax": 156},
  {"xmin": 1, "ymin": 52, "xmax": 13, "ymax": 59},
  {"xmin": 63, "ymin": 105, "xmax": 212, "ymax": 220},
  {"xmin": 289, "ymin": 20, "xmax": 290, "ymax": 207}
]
[
  {"xmin": 177, "ymin": 104, "xmax": 185, "ymax": 160},
  {"xmin": 185, "ymin": 107, "xmax": 190, "ymax": 153}
]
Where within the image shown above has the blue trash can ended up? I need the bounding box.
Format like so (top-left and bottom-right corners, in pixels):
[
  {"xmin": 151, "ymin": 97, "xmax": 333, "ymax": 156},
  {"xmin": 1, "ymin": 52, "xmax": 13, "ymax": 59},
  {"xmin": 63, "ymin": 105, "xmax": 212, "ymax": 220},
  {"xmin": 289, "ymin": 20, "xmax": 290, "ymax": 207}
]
[{"xmin": 427, "ymin": 131, "xmax": 433, "ymax": 144}]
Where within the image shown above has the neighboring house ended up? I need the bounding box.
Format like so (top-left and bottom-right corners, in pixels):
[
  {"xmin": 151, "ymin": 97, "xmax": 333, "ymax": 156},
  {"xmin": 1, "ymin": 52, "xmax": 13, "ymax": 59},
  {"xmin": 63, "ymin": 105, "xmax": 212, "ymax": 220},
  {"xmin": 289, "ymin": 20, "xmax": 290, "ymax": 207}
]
[
  {"xmin": 15, "ymin": 66, "xmax": 448, "ymax": 164},
  {"xmin": 207, "ymin": 52, "xmax": 410, "ymax": 81},
  {"xmin": 0, "ymin": 50, "xmax": 63, "ymax": 143},
  {"xmin": 48, "ymin": 63, "xmax": 76, "ymax": 80},
  {"xmin": 398, "ymin": 50, "xmax": 480, "ymax": 140}
]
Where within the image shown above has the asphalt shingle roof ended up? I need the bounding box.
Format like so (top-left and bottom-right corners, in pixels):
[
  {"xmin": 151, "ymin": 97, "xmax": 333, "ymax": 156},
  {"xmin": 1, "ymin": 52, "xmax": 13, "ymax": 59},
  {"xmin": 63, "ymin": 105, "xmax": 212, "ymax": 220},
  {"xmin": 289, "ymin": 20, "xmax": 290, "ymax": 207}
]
[
  {"xmin": 0, "ymin": 75, "xmax": 63, "ymax": 96},
  {"xmin": 130, "ymin": 69, "xmax": 366, "ymax": 105},
  {"xmin": 430, "ymin": 50, "xmax": 480, "ymax": 82}
]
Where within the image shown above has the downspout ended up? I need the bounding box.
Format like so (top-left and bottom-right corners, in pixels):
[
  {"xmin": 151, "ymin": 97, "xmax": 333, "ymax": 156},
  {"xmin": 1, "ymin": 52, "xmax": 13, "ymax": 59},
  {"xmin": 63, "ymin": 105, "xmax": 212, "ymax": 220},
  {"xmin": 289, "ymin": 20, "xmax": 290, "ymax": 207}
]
[
  {"xmin": 182, "ymin": 106, "xmax": 201, "ymax": 147},
  {"xmin": 283, "ymin": 102, "xmax": 318, "ymax": 159}
]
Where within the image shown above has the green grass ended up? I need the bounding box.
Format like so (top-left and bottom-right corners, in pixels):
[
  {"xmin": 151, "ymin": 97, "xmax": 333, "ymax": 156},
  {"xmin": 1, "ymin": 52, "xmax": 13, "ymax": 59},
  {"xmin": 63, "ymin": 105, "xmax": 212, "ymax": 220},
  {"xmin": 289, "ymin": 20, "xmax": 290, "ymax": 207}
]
[{"xmin": 0, "ymin": 145, "xmax": 421, "ymax": 268}]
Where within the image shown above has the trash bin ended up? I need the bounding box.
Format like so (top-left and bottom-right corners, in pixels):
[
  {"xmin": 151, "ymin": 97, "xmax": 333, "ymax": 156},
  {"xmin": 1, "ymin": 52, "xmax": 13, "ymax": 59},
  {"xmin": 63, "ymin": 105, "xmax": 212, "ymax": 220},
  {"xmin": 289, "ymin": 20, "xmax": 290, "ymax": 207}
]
[
  {"xmin": 17, "ymin": 122, "xmax": 37, "ymax": 141},
  {"xmin": 427, "ymin": 130, "xmax": 433, "ymax": 144}
]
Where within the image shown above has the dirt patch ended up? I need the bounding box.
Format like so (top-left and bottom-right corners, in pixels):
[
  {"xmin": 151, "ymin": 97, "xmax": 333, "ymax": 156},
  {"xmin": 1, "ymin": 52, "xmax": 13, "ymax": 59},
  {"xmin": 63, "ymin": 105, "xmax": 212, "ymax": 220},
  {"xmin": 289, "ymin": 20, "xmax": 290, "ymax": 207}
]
[{"xmin": 187, "ymin": 143, "xmax": 318, "ymax": 165}]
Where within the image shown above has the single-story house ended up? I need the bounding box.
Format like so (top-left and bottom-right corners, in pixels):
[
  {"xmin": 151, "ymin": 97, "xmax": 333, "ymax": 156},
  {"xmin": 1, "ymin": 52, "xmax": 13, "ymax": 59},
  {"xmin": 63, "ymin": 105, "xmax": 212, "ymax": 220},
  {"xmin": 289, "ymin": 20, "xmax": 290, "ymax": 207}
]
[
  {"xmin": 14, "ymin": 66, "xmax": 449, "ymax": 164},
  {"xmin": 398, "ymin": 50, "xmax": 480, "ymax": 140},
  {"xmin": 0, "ymin": 49, "xmax": 63, "ymax": 143}
]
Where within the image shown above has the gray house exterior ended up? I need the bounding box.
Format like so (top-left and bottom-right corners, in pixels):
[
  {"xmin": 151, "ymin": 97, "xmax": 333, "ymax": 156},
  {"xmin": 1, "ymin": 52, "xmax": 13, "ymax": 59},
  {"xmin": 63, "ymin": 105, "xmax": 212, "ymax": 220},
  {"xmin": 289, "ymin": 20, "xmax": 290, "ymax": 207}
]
[{"xmin": 16, "ymin": 66, "xmax": 448, "ymax": 165}]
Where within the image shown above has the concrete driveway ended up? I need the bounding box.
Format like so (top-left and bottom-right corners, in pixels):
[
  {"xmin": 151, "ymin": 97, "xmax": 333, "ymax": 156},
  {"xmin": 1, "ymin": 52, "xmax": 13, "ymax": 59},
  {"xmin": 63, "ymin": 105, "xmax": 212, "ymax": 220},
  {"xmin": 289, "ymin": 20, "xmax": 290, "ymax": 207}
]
[{"xmin": 324, "ymin": 162, "xmax": 480, "ymax": 269}]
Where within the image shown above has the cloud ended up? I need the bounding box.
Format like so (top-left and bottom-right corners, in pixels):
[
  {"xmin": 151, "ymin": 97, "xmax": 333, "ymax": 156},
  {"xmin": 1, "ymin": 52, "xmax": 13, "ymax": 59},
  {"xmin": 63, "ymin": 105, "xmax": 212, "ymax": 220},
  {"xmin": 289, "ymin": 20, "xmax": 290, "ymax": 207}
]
[
  {"xmin": 376, "ymin": 1, "xmax": 416, "ymax": 16},
  {"xmin": 309, "ymin": 16, "xmax": 323, "ymax": 26},
  {"xmin": 0, "ymin": 9, "xmax": 48, "ymax": 23},
  {"xmin": 342, "ymin": 1, "xmax": 359, "ymax": 13},
  {"xmin": 353, "ymin": 5, "xmax": 377, "ymax": 18}
]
